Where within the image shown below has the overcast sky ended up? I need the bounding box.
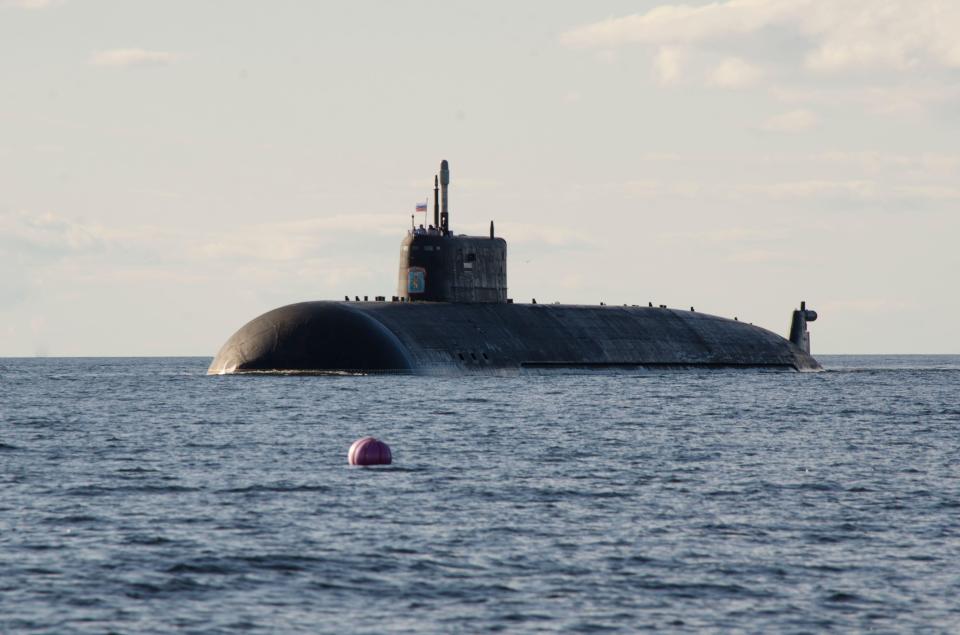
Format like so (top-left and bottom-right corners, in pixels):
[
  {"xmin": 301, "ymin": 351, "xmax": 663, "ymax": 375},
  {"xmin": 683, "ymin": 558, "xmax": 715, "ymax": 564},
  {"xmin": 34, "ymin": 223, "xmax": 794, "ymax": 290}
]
[{"xmin": 2, "ymin": 0, "xmax": 958, "ymax": 356}]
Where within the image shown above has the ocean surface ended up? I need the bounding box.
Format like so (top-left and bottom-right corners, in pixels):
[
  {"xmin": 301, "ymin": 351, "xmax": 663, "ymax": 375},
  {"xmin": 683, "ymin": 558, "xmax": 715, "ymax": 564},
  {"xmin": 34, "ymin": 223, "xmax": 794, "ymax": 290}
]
[{"xmin": 2, "ymin": 356, "xmax": 959, "ymax": 633}]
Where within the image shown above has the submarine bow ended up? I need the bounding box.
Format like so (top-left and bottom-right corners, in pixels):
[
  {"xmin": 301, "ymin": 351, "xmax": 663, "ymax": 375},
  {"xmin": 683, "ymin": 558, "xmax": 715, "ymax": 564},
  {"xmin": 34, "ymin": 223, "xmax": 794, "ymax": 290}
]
[{"xmin": 208, "ymin": 302, "xmax": 415, "ymax": 374}]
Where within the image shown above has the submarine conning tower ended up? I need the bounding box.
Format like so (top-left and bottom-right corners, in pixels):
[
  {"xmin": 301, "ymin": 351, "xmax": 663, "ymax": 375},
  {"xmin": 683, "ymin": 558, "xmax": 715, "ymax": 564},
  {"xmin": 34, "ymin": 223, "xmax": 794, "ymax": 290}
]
[{"xmin": 397, "ymin": 160, "xmax": 508, "ymax": 303}]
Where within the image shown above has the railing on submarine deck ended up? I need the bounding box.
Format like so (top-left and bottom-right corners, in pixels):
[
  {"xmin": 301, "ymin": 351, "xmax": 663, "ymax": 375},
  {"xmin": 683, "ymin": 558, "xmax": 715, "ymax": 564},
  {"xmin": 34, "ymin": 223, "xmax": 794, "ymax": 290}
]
[{"xmin": 409, "ymin": 226, "xmax": 443, "ymax": 236}]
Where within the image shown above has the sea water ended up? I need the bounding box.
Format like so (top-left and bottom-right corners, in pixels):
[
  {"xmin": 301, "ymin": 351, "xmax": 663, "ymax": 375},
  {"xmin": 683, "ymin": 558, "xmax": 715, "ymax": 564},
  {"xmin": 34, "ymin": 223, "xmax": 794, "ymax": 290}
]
[{"xmin": 1, "ymin": 356, "xmax": 959, "ymax": 633}]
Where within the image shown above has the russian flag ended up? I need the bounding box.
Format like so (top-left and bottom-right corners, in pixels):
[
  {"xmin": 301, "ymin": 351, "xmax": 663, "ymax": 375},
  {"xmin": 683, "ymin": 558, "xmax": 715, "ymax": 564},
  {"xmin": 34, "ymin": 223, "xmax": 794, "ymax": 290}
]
[{"xmin": 415, "ymin": 202, "xmax": 428, "ymax": 212}]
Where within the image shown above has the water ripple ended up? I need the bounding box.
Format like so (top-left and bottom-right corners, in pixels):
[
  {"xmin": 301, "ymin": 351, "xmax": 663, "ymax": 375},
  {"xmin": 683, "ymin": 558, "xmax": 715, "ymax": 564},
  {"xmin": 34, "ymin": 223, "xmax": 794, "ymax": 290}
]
[{"xmin": 1, "ymin": 355, "xmax": 959, "ymax": 633}]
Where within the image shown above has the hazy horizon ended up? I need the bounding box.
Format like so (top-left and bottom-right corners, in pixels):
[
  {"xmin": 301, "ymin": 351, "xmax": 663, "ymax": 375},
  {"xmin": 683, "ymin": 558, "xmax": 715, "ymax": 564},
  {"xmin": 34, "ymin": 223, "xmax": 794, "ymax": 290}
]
[{"xmin": 3, "ymin": 0, "xmax": 958, "ymax": 356}]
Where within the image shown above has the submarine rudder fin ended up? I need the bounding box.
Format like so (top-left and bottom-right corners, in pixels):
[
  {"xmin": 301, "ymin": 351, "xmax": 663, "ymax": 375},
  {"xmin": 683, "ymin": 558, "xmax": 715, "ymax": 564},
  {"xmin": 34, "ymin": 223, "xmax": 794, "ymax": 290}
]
[{"xmin": 788, "ymin": 300, "xmax": 818, "ymax": 354}]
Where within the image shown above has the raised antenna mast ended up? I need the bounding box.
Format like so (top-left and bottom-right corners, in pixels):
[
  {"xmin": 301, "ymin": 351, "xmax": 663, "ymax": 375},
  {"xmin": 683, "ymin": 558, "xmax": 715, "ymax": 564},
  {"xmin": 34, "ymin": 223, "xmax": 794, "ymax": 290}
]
[
  {"xmin": 433, "ymin": 175, "xmax": 440, "ymax": 230},
  {"xmin": 440, "ymin": 159, "xmax": 450, "ymax": 235}
]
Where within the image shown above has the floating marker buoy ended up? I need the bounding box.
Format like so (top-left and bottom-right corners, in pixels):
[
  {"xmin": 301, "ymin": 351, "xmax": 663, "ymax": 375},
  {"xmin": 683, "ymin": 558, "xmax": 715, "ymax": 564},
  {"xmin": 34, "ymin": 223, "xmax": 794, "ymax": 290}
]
[{"xmin": 348, "ymin": 437, "xmax": 392, "ymax": 466}]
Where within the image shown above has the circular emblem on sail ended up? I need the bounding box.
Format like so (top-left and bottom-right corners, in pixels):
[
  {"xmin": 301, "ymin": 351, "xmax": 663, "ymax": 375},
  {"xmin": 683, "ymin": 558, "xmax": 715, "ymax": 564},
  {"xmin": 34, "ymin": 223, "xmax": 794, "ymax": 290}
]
[{"xmin": 407, "ymin": 267, "xmax": 426, "ymax": 294}]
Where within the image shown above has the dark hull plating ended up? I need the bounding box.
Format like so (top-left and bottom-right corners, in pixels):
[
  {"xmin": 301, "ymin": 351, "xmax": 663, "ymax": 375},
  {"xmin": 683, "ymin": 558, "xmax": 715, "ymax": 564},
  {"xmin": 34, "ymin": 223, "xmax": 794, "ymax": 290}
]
[{"xmin": 208, "ymin": 301, "xmax": 820, "ymax": 374}]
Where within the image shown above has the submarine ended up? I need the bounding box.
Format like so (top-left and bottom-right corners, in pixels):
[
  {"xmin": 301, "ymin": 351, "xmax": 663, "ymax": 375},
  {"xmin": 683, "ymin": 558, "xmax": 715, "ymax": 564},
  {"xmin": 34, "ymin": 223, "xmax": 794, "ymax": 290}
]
[{"xmin": 209, "ymin": 160, "xmax": 820, "ymax": 374}]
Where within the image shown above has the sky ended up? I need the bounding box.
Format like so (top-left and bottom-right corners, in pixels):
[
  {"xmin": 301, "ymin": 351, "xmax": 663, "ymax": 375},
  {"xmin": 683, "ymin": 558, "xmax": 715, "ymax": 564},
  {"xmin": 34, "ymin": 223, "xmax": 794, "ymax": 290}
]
[{"xmin": 1, "ymin": 0, "xmax": 958, "ymax": 356}]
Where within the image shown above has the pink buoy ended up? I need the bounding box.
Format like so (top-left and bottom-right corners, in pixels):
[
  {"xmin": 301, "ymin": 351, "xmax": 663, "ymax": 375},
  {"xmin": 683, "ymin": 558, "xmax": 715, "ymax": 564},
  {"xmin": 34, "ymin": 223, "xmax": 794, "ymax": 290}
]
[{"xmin": 348, "ymin": 436, "xmax": 392, "ymax": 466}]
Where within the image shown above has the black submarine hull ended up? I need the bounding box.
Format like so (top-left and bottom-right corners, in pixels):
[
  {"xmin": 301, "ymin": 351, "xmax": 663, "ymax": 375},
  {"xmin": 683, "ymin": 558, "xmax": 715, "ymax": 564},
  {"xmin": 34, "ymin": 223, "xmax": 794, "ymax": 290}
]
[{"xmin": 207, "ymin": 301, "xmax": 821, "ymax": 374}]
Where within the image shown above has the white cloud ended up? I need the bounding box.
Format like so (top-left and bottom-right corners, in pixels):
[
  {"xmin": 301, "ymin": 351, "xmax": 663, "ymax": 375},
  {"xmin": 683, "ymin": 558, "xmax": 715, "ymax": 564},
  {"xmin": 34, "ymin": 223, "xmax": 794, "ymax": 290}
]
[
  {"xmin": 772, "ymin": 82, "xmax": 960, "ymax": 117},
  {"xmin": 800, "ymin": 3, "xmax": 960, "ymax": 73},
  {"xmin": 2, "ymin": 0, "xmax": 59, "ymax": 8},
  {"xmin": 653, "ymin": 46, "xmax": 683, "ymax": 84},
  {"xmin": 572, "ymin": 179, "xmax": 708, "ymax": 200},
  {"xmin": 89, "ymin": 49, "xmax": 181, "ymax": 68},
  {"xmin": 621, "ymin": 180, "xmax": 664, "ymax": 198},
  {"xmin": 560, "ymin": 1, "xmax": 799, "ymax": 49},
  {"xmin": 893, "ymin": 185, "xmax": 960, "ymax": 201},
  {"xmin": 738, "ymin": 179, "xmax": 960, "ymax": 202},
  {"xmin": 561, "ymin": 1, "xmax": 960, "ymax": 73},
  {"xmin": 668, "ymin": 227, "xmax": 786, "ymax": 244},
  {"xmin": 809, "ymin": 152, "xmax": 960, "ymax": 176},
  {"xmin": 195, "ymin": 214, "xmax": 400, "ymax": 262},
  {"xmin": 760, "ymin": 109, "xmax": 818, "ymax": 132},
  {"xmin": 0, "ymin": 210, "xmax": 594, "ymax": 279},
  {"xmin": 595, "ymin": 50, "xmax": 618, "ymax": 65},
  {"xmin": 726, "ymin": 249, "xmax": 783, "ymax": 264},
  {"xmin": 589, "ymin": 169, "xmax": 960, "ymax": 207},
  {"xmin": 740, "ymin": 179, "xmax": 877, "ymax": 199},
  {"xmin": 709, "ymin": 57, "xmax": 763, "ymax": 88},
  {"xmin": 0, "ymin": 209, "xmax": 110, "ymax": 254}
]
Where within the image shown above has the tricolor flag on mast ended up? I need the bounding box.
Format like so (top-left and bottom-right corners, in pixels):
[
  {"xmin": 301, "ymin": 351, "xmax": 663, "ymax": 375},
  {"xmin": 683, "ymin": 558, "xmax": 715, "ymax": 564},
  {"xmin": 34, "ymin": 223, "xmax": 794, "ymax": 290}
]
[{"xmin": 415, "ymin": 201, "xmax": 428, "ymax": 213}]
